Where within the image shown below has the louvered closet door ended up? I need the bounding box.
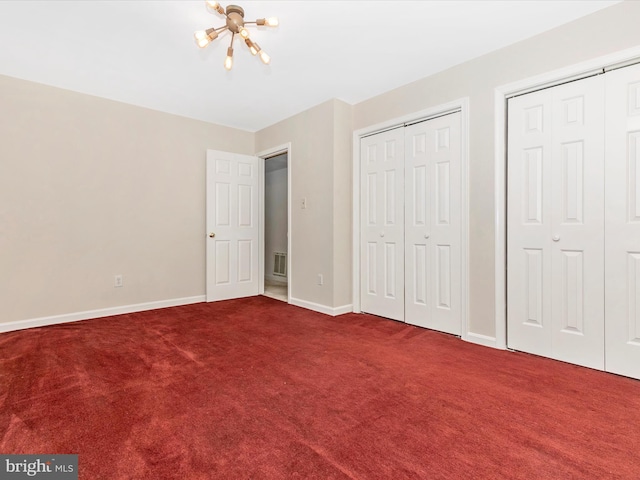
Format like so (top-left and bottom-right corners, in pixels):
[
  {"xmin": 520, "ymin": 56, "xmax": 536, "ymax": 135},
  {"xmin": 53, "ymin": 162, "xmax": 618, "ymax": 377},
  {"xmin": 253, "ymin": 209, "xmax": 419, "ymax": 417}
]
[
  {"xmin": 507, "ymin": 75, "xmax": 605, "ymax": 369},
  {"xmin": 360, "ymin": 127, "xmax": 405, "ymax": 321},
  {"xmin": 605, "ymin": 63, "xmax": 640, "ymax": 379},
  {"xmin": 404, "ymin": 113, "xmax": 461, "ymax": 334}
]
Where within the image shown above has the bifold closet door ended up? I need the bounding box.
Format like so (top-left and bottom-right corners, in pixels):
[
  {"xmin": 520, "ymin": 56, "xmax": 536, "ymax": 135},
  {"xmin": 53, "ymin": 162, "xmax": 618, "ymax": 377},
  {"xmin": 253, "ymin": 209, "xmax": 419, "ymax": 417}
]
[
  {"xmin": 605, "ymin": 62, "xmax": 640, "ymax": 379},
  {"xmin": 360, "ymin": 127, "xmax": 405, "ymax": 321},
  {"xmin": 404, "ymin": 113, "xmax": 461, "ymax": 334},
  {"xmin": 507, "ymin": 75, "xmax": 605, "ymax": 369}
]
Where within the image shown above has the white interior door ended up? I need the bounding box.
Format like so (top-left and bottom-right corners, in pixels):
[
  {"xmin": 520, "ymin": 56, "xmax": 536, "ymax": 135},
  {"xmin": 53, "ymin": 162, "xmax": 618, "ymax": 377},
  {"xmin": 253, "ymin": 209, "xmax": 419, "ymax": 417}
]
[
  {"xmin": 360, "ymin": 127, "xmax": 405, "ymax": 321},
  {"xmin": 404, "ymin": 113, "xmax": 461, "ymax": 334},
  {"xmin": 604, "ymin": 62, "xmax": 640, "ymax": 379},
  {"xmin": 206, "ymin": 150, "xmax": 260, "ymax": 302},
  {"xmin": 508, "ymin": 75, "xmax": 605, "ymax": 369}
]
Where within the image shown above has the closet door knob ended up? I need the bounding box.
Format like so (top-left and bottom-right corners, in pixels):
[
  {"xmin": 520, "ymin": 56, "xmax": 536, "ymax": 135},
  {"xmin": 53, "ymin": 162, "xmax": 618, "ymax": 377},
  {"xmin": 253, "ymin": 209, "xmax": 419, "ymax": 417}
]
[
  {"xmin": 424, "ymin": 234, "xmax": 430, "ymax": 239},
  {"xmin": 209, "ymin": 232, "xmax": 216, "ymax": 238},
  {"xmin": 380, "ymin": 232, "xmax": 385, "ymax": 238},
  {"xmin": 552, "ymin": 235, "xmax": 560, "ymax": 242}
]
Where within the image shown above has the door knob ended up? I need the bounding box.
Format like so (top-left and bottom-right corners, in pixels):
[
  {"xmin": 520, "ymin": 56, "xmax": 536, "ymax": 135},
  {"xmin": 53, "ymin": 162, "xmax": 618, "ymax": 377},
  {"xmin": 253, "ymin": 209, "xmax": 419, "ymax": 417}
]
[
  {"xmin": 209, "ymin": 232, "xmax": 216, "ymax": 238},
  {"xmin": 380, "ymin": 232, "xmax": 385, "ymax": 238},
  {"xmin": 424, "ymin": 234, "xmax": 430, "ymax": 239},
  {"xmin": 552, "ymin": 235, "xmax": 560, "ymax": 242}
]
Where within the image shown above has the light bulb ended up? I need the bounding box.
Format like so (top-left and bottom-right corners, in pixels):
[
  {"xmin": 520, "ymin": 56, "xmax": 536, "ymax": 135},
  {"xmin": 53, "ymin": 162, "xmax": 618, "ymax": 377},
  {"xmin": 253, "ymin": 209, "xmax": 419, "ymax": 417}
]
[
  {"xmin": 265, "ymin": 17, "xmax": 279, "ymax": 27},
  {"xmin": 245, "ymin": 39, "xmax": 258, "ymax": 56},
  {"xmin": 259, "ymin": 50, "xmax": 270, "ymax": 65},
  {"xmin": 205, "ymin": 1, "xmax": 224, "ymax": 15},
  {"xmin": 194, "ymin": 28, "xmax": 217, "ymax": 48},
  {"xmin": 195, "ymin": 36, "xmax": 210, "ymax": 48},
  {"xmin": 238, "ymin": 26, "xmax": 250, "ymax": 39},
  {"xmin": 224, "ymin": 47, "xmax": 234, "ymax": 70}
]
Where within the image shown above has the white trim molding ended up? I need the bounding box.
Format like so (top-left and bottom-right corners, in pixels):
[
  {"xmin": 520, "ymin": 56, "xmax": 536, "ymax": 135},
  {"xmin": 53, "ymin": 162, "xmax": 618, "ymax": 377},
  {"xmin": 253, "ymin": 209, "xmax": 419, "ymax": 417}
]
[
  {"xmin": 352, "ymin": 98, "xmax": 471, "ymax": 340},
  {"xmin": 494, "ymin": 45, "xmax": 640, "ymax": 351},
  {"xmin": 0, "ymin": 296, "xmax": 206, "ymax": 334},
  {"xmin": 290, "ymin": 297, "xmax": 352, "ymax": 317}
]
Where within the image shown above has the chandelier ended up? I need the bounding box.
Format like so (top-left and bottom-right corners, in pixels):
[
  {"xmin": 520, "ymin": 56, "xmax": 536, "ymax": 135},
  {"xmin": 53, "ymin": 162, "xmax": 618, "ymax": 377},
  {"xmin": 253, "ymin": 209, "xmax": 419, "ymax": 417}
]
[{"xmin": 194, "ymin": 1, "xmax": 279, "ymax": 70}]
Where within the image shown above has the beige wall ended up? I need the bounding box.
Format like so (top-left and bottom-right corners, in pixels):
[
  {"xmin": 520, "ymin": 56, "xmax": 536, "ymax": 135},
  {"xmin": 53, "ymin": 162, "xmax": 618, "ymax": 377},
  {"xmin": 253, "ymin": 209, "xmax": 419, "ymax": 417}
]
[
  {"xmin": 0, "ymin": 74, "xmax": 254, "ymax": 324},
  {"xmin": 255, "ymin": 99, "xmax": 352, "ymax": 309},
  {"xmin": 332, "ymin": 100, "xmax": 354, "ymax": 308},
  {"xmin": 352, "ymin": 0, "xmax": 640, "ymax": 338}
]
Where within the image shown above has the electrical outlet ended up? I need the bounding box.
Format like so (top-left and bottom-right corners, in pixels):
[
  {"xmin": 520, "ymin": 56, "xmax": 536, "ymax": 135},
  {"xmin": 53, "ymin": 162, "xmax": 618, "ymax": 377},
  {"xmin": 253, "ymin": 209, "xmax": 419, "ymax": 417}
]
[
  {"xmin": 114, "ymin": 274, "xmax": 123, "ymax": 288},
  {"xmin": 301, "ymin": 197, "xmax": 307, "ymax": 209},
  {"xmin": 317, "ymin": 274, "xmax": 323, "ymax": 286}
]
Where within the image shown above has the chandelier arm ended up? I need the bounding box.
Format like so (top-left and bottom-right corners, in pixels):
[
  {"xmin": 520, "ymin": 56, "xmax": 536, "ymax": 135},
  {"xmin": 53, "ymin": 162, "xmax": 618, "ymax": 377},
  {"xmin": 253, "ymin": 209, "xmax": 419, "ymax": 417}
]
[
  {"xmin": 229, "ymin": 32, "xmax": 235, "ymax": 48},
  {"xmin": 215, "ymin": 25, "xmax": 229, "ymax": 32}
]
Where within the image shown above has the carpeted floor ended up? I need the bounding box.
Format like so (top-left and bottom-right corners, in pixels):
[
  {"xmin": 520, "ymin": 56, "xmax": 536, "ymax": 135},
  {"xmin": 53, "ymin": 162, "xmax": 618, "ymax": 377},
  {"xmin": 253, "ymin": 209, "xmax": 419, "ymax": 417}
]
[{"xmin": 1, "ymin": 296, "xmax": 640, "ymax": 479}]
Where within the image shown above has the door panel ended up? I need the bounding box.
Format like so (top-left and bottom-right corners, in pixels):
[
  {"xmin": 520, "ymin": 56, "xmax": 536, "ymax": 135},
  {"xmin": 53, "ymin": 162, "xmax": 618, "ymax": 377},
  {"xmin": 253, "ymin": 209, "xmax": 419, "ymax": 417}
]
[
  {"xmin": 605, "ymin": 63, "xmax": 640, "ymax": 379},
  {"xmin": 508, "ymin": 75, "xmax": 605, "ymax": 369},
  {"xmin": 549, "ymin": 76, "xmax": 605, "ymax": 369},
  {"xmin": 404, "ymin": 113, "xmax": 461, "ymax": 334},
  {"xmin": 508, "ymin": 89, "xmax": 553, "ymax": 357},
  {"xmin": 206, "ymin": 150, "xmax": 260, "ymax": 301},
  {"xmin": 360, "ymin": 128, "xmax": 405, "ymax": 321}
]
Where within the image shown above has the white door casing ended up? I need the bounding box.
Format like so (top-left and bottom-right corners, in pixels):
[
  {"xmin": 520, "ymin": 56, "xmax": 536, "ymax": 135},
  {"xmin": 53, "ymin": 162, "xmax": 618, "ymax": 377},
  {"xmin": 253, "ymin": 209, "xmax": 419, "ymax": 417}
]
[
  {"xmin": 206, "ymin": 150, "xmax": 260, "ymax": 302},
  {"xmin": 360, "ymin": 127, "xmax": 405, "ymax": 321},
  {"xmin": 507, "ymin": 75, "xmax": 605, "ymax": 369},
  {"xmin": 404, "ymin": 113, "xmax": 462, "ymax": 334},
  {"xmin": 604, "ymin": 63, "xmax": 640, "ymax": 379}
]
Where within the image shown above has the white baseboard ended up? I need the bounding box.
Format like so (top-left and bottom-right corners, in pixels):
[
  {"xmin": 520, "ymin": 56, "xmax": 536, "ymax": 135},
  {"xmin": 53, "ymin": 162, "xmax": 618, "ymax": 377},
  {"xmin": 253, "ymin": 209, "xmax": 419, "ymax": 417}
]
[
  {"xmin": 464, "ymin": 332, "xmax": 501, "ymax": 349},
  {"xmin": 289, "ymin": 297, "xmax": 353, "ymax": 317},
  {"xmin": 332, "ymin": 304, "xmax": 354, "ymax": 316},
  {"xmin": 0, "ymin": 295, "xmax": 206, "ymax": 334}
]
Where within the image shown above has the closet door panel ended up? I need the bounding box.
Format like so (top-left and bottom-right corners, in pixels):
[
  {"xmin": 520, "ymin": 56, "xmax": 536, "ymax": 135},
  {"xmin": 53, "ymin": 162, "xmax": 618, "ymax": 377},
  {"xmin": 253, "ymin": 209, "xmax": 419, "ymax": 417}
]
[
  {"xmin": 549, "ymin": 76, "xmax": 605, "ymax": 370},
  {"xmin": 605, "ymin": 63, "xmax": 640, "ymax": 380},
  {"xmin": 405, "ymin": 113, "xmax": 461, "ymax": 334},
  {"xmin": 507, "ymin": 90, "xmax": 554, "ymax": 357},
  {"xmin": 405, "ymin": 125, "xmax": 433, "ymax": 326},
  {"xmin": 508, "ymin": 74, "xmax": 605, "ymax": 369},
  {"xmin": 360, "ymin": 128, "xmax": 405, "ymax": 321}
]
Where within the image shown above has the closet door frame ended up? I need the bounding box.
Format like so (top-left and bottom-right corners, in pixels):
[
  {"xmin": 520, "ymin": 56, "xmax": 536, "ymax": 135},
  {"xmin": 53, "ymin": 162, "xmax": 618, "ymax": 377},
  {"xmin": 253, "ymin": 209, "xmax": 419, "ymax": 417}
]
[
  {"xmin": 494, "ymin": 45, "xmax": 640, "ymax": 350},
  {"xmin": 352, "ymin": 98, "xmax": 470, "ymax": 341}
]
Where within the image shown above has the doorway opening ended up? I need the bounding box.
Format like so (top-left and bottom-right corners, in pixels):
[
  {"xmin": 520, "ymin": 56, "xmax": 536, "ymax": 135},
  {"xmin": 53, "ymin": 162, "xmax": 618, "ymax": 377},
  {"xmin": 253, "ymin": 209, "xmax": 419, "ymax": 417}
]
[{"xmin": 263, "ymin": 152, "xmax": 288, "ymax": 302}]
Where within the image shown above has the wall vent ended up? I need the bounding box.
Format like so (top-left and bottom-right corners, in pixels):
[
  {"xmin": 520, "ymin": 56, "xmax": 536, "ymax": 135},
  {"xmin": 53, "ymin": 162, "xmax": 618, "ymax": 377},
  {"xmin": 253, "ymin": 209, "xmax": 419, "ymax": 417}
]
[{"xmin": 273, "ymin": 252, "xmax": 287, "ymax": 276}]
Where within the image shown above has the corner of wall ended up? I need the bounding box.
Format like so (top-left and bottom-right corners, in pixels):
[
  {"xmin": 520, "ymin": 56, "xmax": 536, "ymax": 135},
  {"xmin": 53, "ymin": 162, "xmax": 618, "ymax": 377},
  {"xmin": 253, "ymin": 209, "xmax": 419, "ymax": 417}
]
[{"xmin": 332, "ymin": 100, "xmax": 355, "ymax": 309}]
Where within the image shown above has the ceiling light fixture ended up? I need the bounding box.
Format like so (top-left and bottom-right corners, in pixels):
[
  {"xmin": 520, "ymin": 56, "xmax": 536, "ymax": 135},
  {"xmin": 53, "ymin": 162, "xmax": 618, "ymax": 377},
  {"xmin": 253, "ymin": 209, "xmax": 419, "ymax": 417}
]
[{"xmin": 194, "ymin": 1, "xmax": 278, "ymax": 70}]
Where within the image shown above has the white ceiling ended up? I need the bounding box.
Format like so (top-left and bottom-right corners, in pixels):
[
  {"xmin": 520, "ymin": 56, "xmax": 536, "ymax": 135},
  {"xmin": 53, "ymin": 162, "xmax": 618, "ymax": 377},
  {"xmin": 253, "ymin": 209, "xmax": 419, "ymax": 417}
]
[{"xmin": 0, "ymin": 1, "xmax": 620, "ymax": 132}]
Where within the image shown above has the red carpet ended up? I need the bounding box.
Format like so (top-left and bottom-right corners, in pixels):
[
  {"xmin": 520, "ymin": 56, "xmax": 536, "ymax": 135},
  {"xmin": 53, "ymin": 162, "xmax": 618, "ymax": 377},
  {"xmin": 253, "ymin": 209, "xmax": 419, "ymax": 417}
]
[{"xmin": 1, "ymin": 296, "xmax": 639, "ymax": 479}]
